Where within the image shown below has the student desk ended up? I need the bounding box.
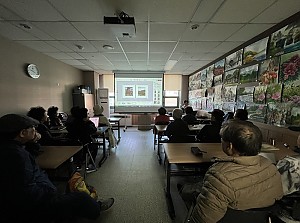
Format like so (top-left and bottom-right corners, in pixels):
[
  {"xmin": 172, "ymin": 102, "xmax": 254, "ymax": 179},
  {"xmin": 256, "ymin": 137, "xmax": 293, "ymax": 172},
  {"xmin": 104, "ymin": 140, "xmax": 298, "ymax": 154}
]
[
  {"xmin": 154, "ymin": 124, "xmax": 168, "ymax": 164},
  {"xmin": 162, "ymin": 143, "xmax": 299, "ymax": 219},
  {"xmin": 109, "ymin": 117, "xmax": 122, "ymax": 144},
  {"xmin": 36, "ymin": 145, "xmax": 82, "ymax": 179},
  {"xmin": 188, "ymin": 124, "xmax": 205, "ymax": 131}
]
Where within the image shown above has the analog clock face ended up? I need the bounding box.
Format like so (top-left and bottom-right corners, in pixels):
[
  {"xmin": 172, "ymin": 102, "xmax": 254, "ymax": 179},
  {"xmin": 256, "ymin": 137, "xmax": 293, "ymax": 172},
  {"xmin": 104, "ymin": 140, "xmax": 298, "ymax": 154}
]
[{"xmin": 27, "ymin": 64, "xmax": 40, "ymax": 79}]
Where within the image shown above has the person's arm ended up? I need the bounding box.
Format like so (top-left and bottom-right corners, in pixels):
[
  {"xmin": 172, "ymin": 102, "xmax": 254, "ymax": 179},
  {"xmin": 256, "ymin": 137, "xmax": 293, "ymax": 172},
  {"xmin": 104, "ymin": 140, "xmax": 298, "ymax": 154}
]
[{"xmin": 189, "ymin": 167, "xmax": 233, "ymax": 223}]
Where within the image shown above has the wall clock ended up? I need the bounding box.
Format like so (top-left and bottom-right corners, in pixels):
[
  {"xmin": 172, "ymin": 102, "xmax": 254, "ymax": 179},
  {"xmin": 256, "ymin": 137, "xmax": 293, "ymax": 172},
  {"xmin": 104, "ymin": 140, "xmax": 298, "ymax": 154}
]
[{"xmin": 26, "ymin": 64, "xmax": 40, "ymax": 79}]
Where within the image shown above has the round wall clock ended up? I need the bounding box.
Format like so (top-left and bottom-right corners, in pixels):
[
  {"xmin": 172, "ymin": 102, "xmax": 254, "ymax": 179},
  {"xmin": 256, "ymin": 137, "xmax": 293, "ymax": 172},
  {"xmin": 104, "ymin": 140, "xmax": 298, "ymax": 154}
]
[{"xmin": 26, "ymin": 64, "xmax": 40, "ymax": 79}]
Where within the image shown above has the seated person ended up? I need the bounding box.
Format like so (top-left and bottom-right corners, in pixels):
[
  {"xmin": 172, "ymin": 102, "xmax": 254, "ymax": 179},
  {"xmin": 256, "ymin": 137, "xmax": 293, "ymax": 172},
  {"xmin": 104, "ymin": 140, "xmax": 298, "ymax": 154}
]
[
  {"xmin": 182, "ymin": 106, "xmax": 197, "ymax": 125},
  {"xmin": 186, "ymin": 120, "xmax": 283, "ymax": 223},
  {"xmin": 0, "ymin": 114, "xmax": 114, "ymax": 222},
  {"xmin": 93, "ymin": 104, "xmax": 116, "ymax": 148},
  {"xmin": 181, "ymin": 100, "xmax": 190, "ymax": 113},
  {"xmin": 165, "ymin": 108, "xmax": 190, "ymax": 142},
  {"xmin": 27, "ymin": 106, "xmax": 77, "ymax": 146},
  {"xmin": 155, "ymin": 107, "xmax": 170, "ymax": 125},
  {"xmin": 234, "ymin": 109, "xmax": 249, "ymax": 121},
  {"xmin": 196, "ymin": 109, "xmax": 224, "ymax": 143},
  {"xmin": 47, "ymin": 106, "xmax": 64, "ymax": 129}
]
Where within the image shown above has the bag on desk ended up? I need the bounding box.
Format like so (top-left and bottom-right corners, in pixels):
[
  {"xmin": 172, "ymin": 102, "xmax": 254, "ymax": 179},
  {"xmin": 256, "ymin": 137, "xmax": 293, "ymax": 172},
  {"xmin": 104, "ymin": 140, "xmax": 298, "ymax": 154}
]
[{"xmin": 68, "ymin": 172, "xmax": 98, "ymax": 200}]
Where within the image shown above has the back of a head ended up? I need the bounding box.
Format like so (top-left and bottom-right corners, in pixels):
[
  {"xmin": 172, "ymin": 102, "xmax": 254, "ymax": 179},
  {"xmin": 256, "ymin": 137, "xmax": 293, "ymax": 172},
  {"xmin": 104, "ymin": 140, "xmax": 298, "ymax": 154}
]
[
  {"xmin": 78, "ymin": 108, "xmax": 88, "ymax": 120},
  {"xmin": 47, "ymin": 106, "xmax": 58, "ymax": 117},
  {"xmin": 211, "ymin": 109, "xmax": 225, "ymax": 124},
  {"xmin": 220, "ymin": 120, "xmax": 262, "ymax": 156},
  {"xmin": 172, "ymin": 108, "xmax": 183, "ymax": 120},
  {"xmin": 27, "ymin": 106, "xmax": 46, "ymax": 122},
  {"xmin": 234, "ymin": 109, "xmax": 248, "ymax": 121},
  {"xmin": 185, "ymin": 106, "xmax": 193, "ymax": 115},
  {"xmin": 93, "ymin": 104, "xmax": 104, "ymax": 116},
  {"xmin": 158, "ymin": 107, "xmax": 167, "ymax": 115}
]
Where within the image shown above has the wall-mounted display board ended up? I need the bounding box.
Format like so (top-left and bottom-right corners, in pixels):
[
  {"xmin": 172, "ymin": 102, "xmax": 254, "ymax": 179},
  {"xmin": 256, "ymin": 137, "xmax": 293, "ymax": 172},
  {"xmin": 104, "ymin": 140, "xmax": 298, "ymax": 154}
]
[{"xmin": 187, "ymin": 15, "xmax": 300, "ymax": 127}]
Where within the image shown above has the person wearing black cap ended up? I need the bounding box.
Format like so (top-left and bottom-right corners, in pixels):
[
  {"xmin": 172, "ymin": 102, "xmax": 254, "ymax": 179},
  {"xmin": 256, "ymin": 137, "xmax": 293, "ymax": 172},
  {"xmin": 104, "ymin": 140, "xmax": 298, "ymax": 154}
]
[
  {"xmin": 196, "ymin": 109, "xmax": 225, "ymax": 143},
  {"xmin": 0, "ymin": 114, "xmax": 114, "ymax": 222}
]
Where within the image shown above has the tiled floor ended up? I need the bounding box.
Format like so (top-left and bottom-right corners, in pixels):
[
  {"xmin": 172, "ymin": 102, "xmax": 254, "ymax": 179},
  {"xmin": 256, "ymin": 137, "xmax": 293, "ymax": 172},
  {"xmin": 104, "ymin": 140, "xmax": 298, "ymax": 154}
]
[{"xmin": 83, "ymin": 127, "xmax": 182, "ymax": 223}]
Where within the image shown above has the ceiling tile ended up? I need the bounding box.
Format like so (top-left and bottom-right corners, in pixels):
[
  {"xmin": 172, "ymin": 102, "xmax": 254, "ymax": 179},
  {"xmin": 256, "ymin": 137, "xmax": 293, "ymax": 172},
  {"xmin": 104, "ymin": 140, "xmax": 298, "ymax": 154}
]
[
  {"xmin": 60, "ymin": 41, "xmax": 98, "ymax": 53},
  {"xmin": 150, "ymin": 23, "xmax": 187, "ymax": 41},
  {"xmin": 191, "ymin": 0, "xmax": 224, "ymax": 22},
  {"xmin": 66, "ymin": 52, "xmax": 84, "ymax": 59},
  {"xmin": 0, "ymin": 4, "xmax": 23, "ymax": 20},
  {"xmin": 31, "ymin": 22, "xmax": 85, "ymax": 40},
  {"xmin": 0, "ymin": 0, "xmax": 65, "ymax": 21},
  {"xmin": 103, "ymin": 52, "xmax": 127, "ymax": 61},
  {"xmin": 251, "ymin": 0, "xmax": 300, "ymax": 23},
  {"xmin": 90, "ymin": 40, "xmax": 122, "ymax": 52},
  {"xmin": 49, "ymin": 0, "xmax": 105, "ymax": 21},
  {"xmin": 227, "ymin": 24, "xmax": 275, "ymax": 41},
  {"xmin": 16, "ymin": 40, "xmax": 59, "ymax": 52},
  {"xmin": 61, "ymin": 60, "xmax": 86, "ymax": 66},
  {"xmin": 149, "ymin": 0, "xmax": 199, "ymax": 22},
  {"xmin": 72, "ymin": 22, "xmax": 115, "ymax": 40},
  {"xmin": 126, "ymin": 53, "xmax": 147, "ymax": 60},
  {"xmin": 211, "ymin": 0, "xmax": 276, "ymax": 23},
  {"xmin": 44, "ymin": 52, "xmax": 74, "ymax": 60},
  {"xmin": 77, "ymin": 52, "xmax": 107, "ymax": 61},
  {"xmin": 120, "ymin": 41, "xmax": 147, "ymax": 52},
  {"xmin": 212, "ymin": 41, "xmax": 243, "ymax": 52},
  {"xmin": 175, "ymin": 41, "xmax": 221, "ymax": 53},
  {"xmin": 150, "ymin": 42, "xmax": 177, "ymax": 53},
  {"xmin": 181, "ymin": 23, "xmax": 206, "ymax": 41},
  {"xmin": 0, "ymin": 22, "xmax": 38, "ymax": 40},
  {"xmin": 149, "ymin": 53, "xmax": 169, "ymax": 61},
  {"xmin": 198, "ymin": 23, "xmax": 244, "ymax": 41},
  {"xmin": 46, "ymin": 41, "xmax": 73, "ymax": 52}
]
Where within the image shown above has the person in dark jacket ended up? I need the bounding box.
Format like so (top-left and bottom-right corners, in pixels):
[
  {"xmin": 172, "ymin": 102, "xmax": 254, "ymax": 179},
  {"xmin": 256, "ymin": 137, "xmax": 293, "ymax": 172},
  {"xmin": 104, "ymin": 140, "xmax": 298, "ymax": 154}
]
[
  {"xmin": 182, "ymin": 106, "xmax": 197, "ymax": 124},
  {"xmin": 0, "ymin": 114, "xmax": 114, "ymax": 223},
  {"xmin": 196, "ymin": 109, "xmax": 224, "ymax": 143},
  {"xmin": 165, "ymin": 108, "xmax": 191, "ymax": 142},
  {"xmin": 27, "ymin": 106, "xmax": 76, "ymax": 146},
  {"xmin": 47, "ymin": 106, "xmax": 64, "ymax": 129}
]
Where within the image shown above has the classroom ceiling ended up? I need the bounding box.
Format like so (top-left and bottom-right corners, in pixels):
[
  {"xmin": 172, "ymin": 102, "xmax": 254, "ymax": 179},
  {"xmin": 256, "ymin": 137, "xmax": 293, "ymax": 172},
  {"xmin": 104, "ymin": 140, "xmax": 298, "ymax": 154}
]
[{"xmin": 0, "ymin": 0, "xmax": 299, "ymax": 75}]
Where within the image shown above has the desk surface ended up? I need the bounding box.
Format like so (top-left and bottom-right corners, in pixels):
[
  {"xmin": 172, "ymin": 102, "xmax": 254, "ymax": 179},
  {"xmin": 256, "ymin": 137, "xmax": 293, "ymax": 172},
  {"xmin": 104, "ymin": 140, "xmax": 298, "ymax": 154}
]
[
  {"xmin": 109, "ymin": 117, "xmax": 122, "ymax": 122},
  {"xmin": 163, "ymin": 143, "xmax": 298, "ymax": 164},
  {"xmin": 188, "ymin": 124, "xmax": 205, "ymax": 131},
  {"xmin": 36, "ymin": 146, "xmax": 82, "ymax": 169}
]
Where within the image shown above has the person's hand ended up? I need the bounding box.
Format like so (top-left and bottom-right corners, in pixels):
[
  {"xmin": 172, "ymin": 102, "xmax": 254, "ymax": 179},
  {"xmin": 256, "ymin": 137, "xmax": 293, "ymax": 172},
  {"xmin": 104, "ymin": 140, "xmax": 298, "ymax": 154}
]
[{"xmin": 33, "ymin": 132, "xmax": 41, "ymax": 143}]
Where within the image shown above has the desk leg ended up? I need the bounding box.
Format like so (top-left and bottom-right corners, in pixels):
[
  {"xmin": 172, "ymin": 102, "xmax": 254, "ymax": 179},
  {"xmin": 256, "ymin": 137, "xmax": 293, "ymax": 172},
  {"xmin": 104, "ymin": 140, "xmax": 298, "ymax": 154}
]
[
  {"xmin": 154, "ymin": 132, "xmax": 157, "ymax": 151},
  {"xmin": 157, "ymin": 137, "xmax": 162, "ymax": 165},
  {"xmin": 98, "ymin": 133, "xmax": 107, "ymax": 167},
  {"xmin": 117, "ymin": 120, "xmax": 121, "ymax": 143},
  {"xmin": 165, "ymin": 160, "xmax": 175, "ymax": 219}
]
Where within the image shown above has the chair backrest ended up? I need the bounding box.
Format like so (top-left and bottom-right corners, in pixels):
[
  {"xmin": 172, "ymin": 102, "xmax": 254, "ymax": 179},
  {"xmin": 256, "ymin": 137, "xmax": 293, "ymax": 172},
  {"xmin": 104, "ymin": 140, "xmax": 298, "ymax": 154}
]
[
  {"xmin": 217, "ymin": 207, "xmax": 272, "ymax": 223},
  {"xmin": 168, "ymin": 135, "xmax": 196, "ymax": 143},
  {"xmin": 89, "ymin": 117, "xmax": 99, "ymax": 128}
]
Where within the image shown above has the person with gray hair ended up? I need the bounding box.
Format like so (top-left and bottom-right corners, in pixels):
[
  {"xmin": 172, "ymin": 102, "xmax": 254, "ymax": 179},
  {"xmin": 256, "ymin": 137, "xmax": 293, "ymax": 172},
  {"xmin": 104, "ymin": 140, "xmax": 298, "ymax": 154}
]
[
  {"xmin": 165, "ymin": 108, "xmax": 190, "ymax": 142},
  {"xmin": 187, "ymin": 120, "xmax": 283, "ymax": 222}
]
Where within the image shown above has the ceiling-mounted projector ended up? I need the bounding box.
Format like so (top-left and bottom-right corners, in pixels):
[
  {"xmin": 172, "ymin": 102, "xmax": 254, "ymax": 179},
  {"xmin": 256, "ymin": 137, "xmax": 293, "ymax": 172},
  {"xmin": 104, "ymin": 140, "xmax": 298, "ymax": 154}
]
[{"xmin": 104, "ymin": 13, "xmax": 136, "ymax": 38}]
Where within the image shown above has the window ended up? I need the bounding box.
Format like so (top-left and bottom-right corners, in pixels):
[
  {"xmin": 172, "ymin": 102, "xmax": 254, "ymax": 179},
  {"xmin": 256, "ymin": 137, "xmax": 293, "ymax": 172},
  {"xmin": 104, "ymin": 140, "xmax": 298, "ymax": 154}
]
[{"xmin": 164, "ymin": 90, "xmax": 180, "ymax": 107}]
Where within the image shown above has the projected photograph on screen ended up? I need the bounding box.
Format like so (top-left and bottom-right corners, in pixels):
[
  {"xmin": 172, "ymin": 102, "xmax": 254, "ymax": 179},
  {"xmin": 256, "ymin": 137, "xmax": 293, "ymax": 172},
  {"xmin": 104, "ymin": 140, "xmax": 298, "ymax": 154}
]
[{"xmin": 115, "ymin": 73, "xmax": 163, "ymax": 113}]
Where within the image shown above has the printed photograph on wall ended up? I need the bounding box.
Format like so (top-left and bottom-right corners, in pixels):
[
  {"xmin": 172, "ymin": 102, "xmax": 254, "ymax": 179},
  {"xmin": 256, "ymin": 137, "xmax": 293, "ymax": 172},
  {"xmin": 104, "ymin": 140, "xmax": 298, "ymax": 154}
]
[
  {"xmin": 206, "ymin": 66, "xmax": 214, "ymax": 87},
  {"xmin": 236, "ymin": 101, "xmax": 246, "ymax": 110},
  {"xmin": 225, "ymin": 49, "xmax": 243, "ymax": 71},
  {"xmin": 189, "ymin": 72, "xmax": 201, "ymax": 90},
  {"xmin": 207, "ymin": 87, "xmax": 215, "ymax": 98},
  {"xmin": 239, "ymin": 64, "xmax": 259, "ymax": 84},
  {"xmin": 282, "ymin": 84, "xmax": 300, "ymax": 104},
  {"xmin": 246, "ymin": 103, "xmax": 267, "ymax": 123},
  {"xmin": 254, "ymin": 85, "xmax": 267, "ymax": 104},
  {"xmin": 266, "ymin": 83, "xmax": 282, "ymax": 103},
  {"xmin": 200, "ymin": 70, "xmax": 207, "ymax": 88},
  {"xmin": 136, "ymin": 85, "xmax": 148, "ymax": 98},
  {"xmin": 280, "ymin": 50, "xmax": 300, "ymax": 84},
  {"xmin": 237, "ymin": 86, "xmax": 254, "ymax": 103},
  {"xmin": 213, "ymin": 74, "xmax": 223, "ymax": 86},
  {"xmin": 268, "ymin": 19, "xmax": 300, "ymax": 57},
  {"xmin": 266, "ymin": 102, "xmax": 287, "ymax": 126},
  {"xmin": 214, "ymin": 85, "xmax": 223, "ymax": 102},
  {"xmin": 206, "ymin": 98, "xmax": 214, "ymax": 111},
  {"xmin": 213, "ymin": 102, "xmax": 223, "ymax": 110},
  {"xmin": 258, "ymin": 57, "xmax": 280, "ymax": 85},
  {"xmin": 224, "ymin": 68, "xmax": 239, "ymax": 85},
  {"xmin": 123, "ymin": 85, "xmax": 135, "ymax": 98},
  {"xmin": 201, "ymin": 98, "xmax": 207, "ymax": 110},
  {"xmin": 290, "ymin": 106, "xmax": 300, "ymax": 125},
  {"xmin": 222, "ymin": 102, "xmax": 236, "ymax": 112},
  {"xmin": 199, "ymin": 88, "xmax": 207, "ymax": 97},
  {"xmin": 243, "ymin": 37, "xmax": 268, "ymax": 64},
  {"xmin": 214, "ymin": 59, "xmax": 225, "ymax": 76},
  {"xmin": 222, "ymin": 85, "xmax": 237, "ymax": 102}
]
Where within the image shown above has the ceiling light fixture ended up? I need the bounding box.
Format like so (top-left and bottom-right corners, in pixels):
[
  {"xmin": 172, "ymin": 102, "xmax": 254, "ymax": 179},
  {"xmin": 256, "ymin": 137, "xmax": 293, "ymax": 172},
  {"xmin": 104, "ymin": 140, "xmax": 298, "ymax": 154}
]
[
  {"xmin": 190, "ymin": 24, "xmax": 199, "ymax": 30},
  {"xmin": 75, "ymin": 44, "xmax": 84, "ymax": 50},
  {"xmin": 164, "ymin": 60, "xmax": 178, "ymax": 71},
  {"xmin": 103, "ymin": 45, "xmax": 114, "ymax": 50},
  {"xmin": 19, "ymin": 23, "xmax": 32, "ymax": 30}
]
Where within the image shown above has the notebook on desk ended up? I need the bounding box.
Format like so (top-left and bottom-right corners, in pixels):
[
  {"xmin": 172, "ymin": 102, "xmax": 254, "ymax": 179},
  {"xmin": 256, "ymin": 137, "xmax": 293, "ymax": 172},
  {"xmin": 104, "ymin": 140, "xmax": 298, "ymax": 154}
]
[{"xmin": 89, "ymin": 117, "xmax": 99, "ymax": 128}]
